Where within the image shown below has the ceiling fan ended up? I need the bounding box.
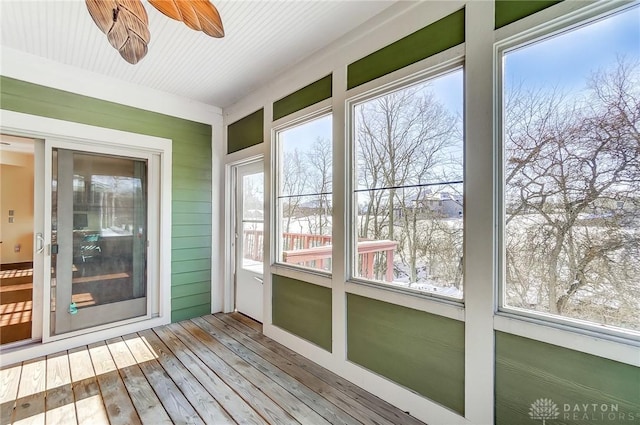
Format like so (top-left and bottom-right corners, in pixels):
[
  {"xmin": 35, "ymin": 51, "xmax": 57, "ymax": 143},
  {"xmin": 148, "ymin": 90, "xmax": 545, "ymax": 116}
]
[{"xmin": 85, "ymin": 0, "xmax": 224, "ymax": 65}]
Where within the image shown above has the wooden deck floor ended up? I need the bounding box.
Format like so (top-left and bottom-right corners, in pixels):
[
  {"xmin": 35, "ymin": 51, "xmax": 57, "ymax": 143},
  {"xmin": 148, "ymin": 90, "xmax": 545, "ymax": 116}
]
[{"xmin": 0, "ymin": 313, "xmax": 426, "ymax": 425}]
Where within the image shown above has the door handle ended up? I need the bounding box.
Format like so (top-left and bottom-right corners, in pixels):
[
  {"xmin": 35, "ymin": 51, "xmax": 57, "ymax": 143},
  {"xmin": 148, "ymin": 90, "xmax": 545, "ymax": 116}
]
[
  {"xmin": 36, "ymin": 233, "xmax": 45, "ymax": 254},
  {"xmin": 254, "ymin": 276, "xmax": 264, "ymax": 284}
]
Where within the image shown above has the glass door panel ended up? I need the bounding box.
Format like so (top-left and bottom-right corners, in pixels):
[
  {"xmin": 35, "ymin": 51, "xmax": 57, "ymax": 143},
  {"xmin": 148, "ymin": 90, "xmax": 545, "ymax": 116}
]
[{"xmin": 51, "ymin": 149, "xmax": 148, "ymax": 335}]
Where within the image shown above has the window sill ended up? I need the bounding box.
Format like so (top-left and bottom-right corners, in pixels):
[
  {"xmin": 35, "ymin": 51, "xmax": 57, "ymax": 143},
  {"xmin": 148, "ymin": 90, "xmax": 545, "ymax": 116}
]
[
  {"xmin": 345, "ymin": 279, "xmax": 465, "ymax": 322},
  {"xmin": 494, "ymin": 312, "xmax": 640, "ymax": 367},
  {"xmin": 270, "ymin": 263, "xmax": 332, "ymax": 288}
]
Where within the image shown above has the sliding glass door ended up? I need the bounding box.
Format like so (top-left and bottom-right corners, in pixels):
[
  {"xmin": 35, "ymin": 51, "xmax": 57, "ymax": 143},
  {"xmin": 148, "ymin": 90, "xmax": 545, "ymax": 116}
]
[{"xmin": 50, "ymin": 148, "xmax": 150, "ymax": 335}]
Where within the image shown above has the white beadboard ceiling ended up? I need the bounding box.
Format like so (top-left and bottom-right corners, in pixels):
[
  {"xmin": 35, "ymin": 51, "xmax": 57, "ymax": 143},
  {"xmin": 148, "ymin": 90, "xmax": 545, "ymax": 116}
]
[{"xmin": 0, "ymin": 0, "xmax": 396, "ymax": 108}]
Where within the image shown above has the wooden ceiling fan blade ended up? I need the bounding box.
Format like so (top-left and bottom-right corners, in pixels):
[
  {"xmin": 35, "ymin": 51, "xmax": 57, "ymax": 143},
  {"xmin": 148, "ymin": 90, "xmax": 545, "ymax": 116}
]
[
  {"xmin": 149, "ymin": 0, "xmax": 224, "ymax": 38},
  {"xmin": 86, "ymin": 0, "xmax": 119, "ymax": 34},
  {"xmin": 86, "ymin": 0, "xmax": 150, "ymax": 64},
  {"xmin": 147, "ymin": 0, "xmax": 182, "ymax": 21},
  {"xmin": 120, "ymin": 32, "xmax": 148, "ymax": 64},
  {"xmin": 193, "ymin": 0, "xmax": 224, "ymax": 38}
]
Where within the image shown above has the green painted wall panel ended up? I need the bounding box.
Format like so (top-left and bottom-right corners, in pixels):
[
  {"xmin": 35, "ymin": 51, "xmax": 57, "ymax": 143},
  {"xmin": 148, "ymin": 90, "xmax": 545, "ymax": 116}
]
[
  {"xmin": 496, "ymin": 332, "xmax": 640, "ymax": 425},
  {"xmin": 172, "ymin": 303, "xmax": 211, "ymax": 323},
  {"xmin": 0, "ymin": 79, "xmax": 211, "ymax": 139},
  {"xmin": 495, "ymin": 1, "xmax": 562, "ymax": 29},
  {"xmin": 1, "ymin": 76, "xmax": 212, "ymax": 322},
  {"xmin": 172, "ymin": 166, "xmax": 213, "ymax": 181},
  {"xmin": 171, "ymin": 281, "xmax": 212, "ymax": 298},
  {"xmin": 171, "ymin": 270, "xmax": 212, "ymax": 286},
  {"xmin": 172, "ymin": 202, "xmax": 213, "ymax": 214},
  {"xmin": 172, "ymin": 293, "xmax": 211, "ymax": 311},
  {"xmin": 172, "ymin": 189, "xmax": 212, "ymax": 203},
  {"xmin": 172, "ymin": 225, "xmax": 213, "ymax": 238},
  {"xmin": 273, "ymin": 74, "xmax": 332, "ymax": 121},
  {"xmin": 227, "ymin": 108, "xmax": 264, "ymax": 154},
  {"xmin": 172, "ymin": 247, "xmax": 212, "ymax": 262},
  {"xmin": 172, "ymin": 156, "xmax": 211, "ymax": 170},
  {"xmin": 172, "ymin": 213, "xmax": 213, "ymax": 226},
  {"xmin": 347, "ymin": 8, "xmax": 465, "ymax": 90},
  {"xmin": 173, "ymin": 148, "xmax": 213, "ymax": 162},
  {"xmin": 272, "ymin": 275, "xmax": 332, "ymax": 351},
  {"xmin": 172, "ymin": 259, "xmax": 212, "ymax": 274},
  {"xmin": 347, "ymin": 294, "xmax": 465, "ymax": 415},
  {"xmin": 173, "ymin": 177, "xmax": 213, "ymax": 191},
  {"xmin": 172, "ymin": 236, "xmax": 211, "ymax": 250}
]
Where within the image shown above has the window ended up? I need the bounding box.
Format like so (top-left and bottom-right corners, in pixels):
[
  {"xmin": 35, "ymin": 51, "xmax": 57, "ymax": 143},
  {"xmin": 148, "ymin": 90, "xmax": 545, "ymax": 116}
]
[
  {"xmin": 275, "ymin": 114, "xmax": 333, "ymax": 272},
  {"xmin": 351, "ymin": 68, "xmax": 464, "ymax": 299},
  {"xmin": 501, "ymin": 6, "xmax": 640, "ymax": 333}
]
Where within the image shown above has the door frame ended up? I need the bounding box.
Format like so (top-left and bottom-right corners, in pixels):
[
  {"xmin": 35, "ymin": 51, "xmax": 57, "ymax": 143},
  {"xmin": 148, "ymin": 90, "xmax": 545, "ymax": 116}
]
[
  {"xmin": 0, "ymin": 110, "xmax": 172, "ymax": 364},
  {"xmin": 224, "ymin": 155, "xmax": 264, "ymax": 314}
]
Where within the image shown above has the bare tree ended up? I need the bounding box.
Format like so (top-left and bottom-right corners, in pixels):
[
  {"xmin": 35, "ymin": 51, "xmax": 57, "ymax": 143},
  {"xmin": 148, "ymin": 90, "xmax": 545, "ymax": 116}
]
[
  {"xmin": 504, "ymin": 59, "xmax": 640, "ymax": 328},
  {"xmin": 305, "ymin": 137, "xmax": 332, "ymax": 236},
  {"xmin": 355, "ymin": 81, "xmax": 462, "ymax": 283},
  {"xmin": 281, "ymin": 148, "xmax": 308, "ymax": 233}
]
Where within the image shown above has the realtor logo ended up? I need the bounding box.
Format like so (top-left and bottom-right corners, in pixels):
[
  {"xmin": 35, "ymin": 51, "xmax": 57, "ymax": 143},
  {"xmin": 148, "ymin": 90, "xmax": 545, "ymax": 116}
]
[{"xmin": 530, "ymin": 398, "xmax": 560, "ymax": 424}]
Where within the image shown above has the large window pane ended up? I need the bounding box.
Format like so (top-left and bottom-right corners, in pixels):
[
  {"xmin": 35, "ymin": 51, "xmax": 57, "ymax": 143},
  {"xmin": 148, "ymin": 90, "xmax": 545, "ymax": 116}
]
[
  {"xmin": 502, "ymin": 6, "xmax": 640, "ymax": 332},
  {"xmin": 276, "ymin": 114, "xmax": 332, "ymax": 272},
  {"xmin": 353, "ymin": 69, "xmax": 464, "ymax": 299}
]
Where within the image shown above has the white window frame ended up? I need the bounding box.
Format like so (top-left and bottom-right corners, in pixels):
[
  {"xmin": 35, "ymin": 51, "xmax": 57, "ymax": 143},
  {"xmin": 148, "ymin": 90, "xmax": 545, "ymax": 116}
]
[
  {"xmin": 271, "ymin": 106, "xmax": 334, "ymax": 281},
  {"xmin": 495, "ymin": 1, "xmax": 640, "ymax": 348},
  {"xmin": 345, "ymin": 60, "xmax": 466, "ymax": 305}
]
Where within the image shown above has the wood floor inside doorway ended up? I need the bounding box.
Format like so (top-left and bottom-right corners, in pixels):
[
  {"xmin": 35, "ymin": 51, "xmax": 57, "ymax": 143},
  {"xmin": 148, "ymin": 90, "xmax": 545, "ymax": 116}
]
[
  {"xmin": 0, "ymin": 264, "xmax": 33, "ymax": 345},
  {"xmin": 1, "ymin": 312, "xmax": 427, "ymax": 425}
]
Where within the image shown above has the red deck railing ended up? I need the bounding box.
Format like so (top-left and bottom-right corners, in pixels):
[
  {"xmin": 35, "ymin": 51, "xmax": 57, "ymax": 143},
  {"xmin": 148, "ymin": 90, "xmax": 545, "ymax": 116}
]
[{"xmin": 242, "ymin": 230, "xmax": 398, "ymax": 282}]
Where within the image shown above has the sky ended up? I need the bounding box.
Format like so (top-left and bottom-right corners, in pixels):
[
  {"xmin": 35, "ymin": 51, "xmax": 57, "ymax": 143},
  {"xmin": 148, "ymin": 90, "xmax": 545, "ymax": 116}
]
[
  {"xmin": 281, "ymin": 4, "xmax": 639, "ymax": 163},
  {"xmin": 504, "ymin": 5, "xmax": 639, "ymax": 93}
]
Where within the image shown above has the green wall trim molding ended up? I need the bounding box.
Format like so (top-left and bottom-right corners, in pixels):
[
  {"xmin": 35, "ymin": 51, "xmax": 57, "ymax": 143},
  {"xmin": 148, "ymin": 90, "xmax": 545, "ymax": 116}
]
[
  {"xmin": 495, "ymin": 0, "xmax": 562, "ymax": 29},
  {"xmin": 496, "ymin": 331, "xmax": 640, "ymax": 425},
  {"xmin": 347, "ymin": 294, "xmax": 465, "ymax": 414},
  {"xmin": 0, "ymin": 76, "xmax": 212, "ymax": 322},
  {"xmin": 347, "ymin": 8, "xmax": 465, "ymax": 90},
  {"xmin": 272, "ymin": 274, "xmax": 332, "ymax": 351},
  {"xmin": 227, "ymin": 108, "xmax": 264, "ymax": 154},
  {"xmin": 273, "ymin": 74, "xmax": 332, "ymax": 121}
]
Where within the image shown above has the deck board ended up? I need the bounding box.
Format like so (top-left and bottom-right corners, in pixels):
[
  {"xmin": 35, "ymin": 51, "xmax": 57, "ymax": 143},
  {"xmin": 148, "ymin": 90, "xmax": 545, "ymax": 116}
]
[
  {"xmin": 88, "ymin": 341, "xmax": 142, "ymax": 425},
  {"xmin": 192, "ymin": 317, "xmax": 362, "ymax": 425},
  {"xmin": 68, "ymin": 345, "xmax": 110, "ymax": 425},
  {"xmin": 220, "ymin": 313, "xmax": 427, "ymax": 425},
  {"xmin": 138, "ymin": 329, "xmax": 236, "ymax": 425},
  {"xmin": 203, "ymin": 315, "xmax": 396, "ymax": 425},
  {"xmin": 1, "ymin": 314, "xmax": 427, "ymax": 425},
  {"xmin": 13, "ymin": 356, "xmax": 46, "ymax": 425},
  {"xmin": 155, "ymin": 325, "xmax": 270, "ymax": 425},
  {"xmin": 181, "ymin": 320, "xmax": 332, "ymax": 425},
  {"xmin": 0, "ymin": 363, "xmax": 21, "ymax": 424},
  {"xmin": 44, "ymin": 351, "xmax": 76, "ymax": 425},
  {"xmin": 105, "ymin": 337, "xmax": 172, "ymax": 424},
  {"xmin": 121, "ymin": 333, "xmax": 204, "ymax": 425}
]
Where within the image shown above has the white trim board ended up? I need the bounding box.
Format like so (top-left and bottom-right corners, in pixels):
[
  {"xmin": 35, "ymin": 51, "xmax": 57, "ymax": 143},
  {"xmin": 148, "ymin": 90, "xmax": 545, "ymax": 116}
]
[{"xmin": 1, "ymin": 47, "xmax": 221, "ymax": 126}]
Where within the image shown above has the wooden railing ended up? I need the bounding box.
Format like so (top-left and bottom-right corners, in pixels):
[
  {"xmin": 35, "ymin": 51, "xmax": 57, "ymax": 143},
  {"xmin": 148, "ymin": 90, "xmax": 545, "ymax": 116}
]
[
  {"xmin": 242, "ymin": 230, "xmax": 398, "ymax": 282},
  {"xmin": 243, "ymin": 228, "xmax": 264, "ymax": 262}
]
